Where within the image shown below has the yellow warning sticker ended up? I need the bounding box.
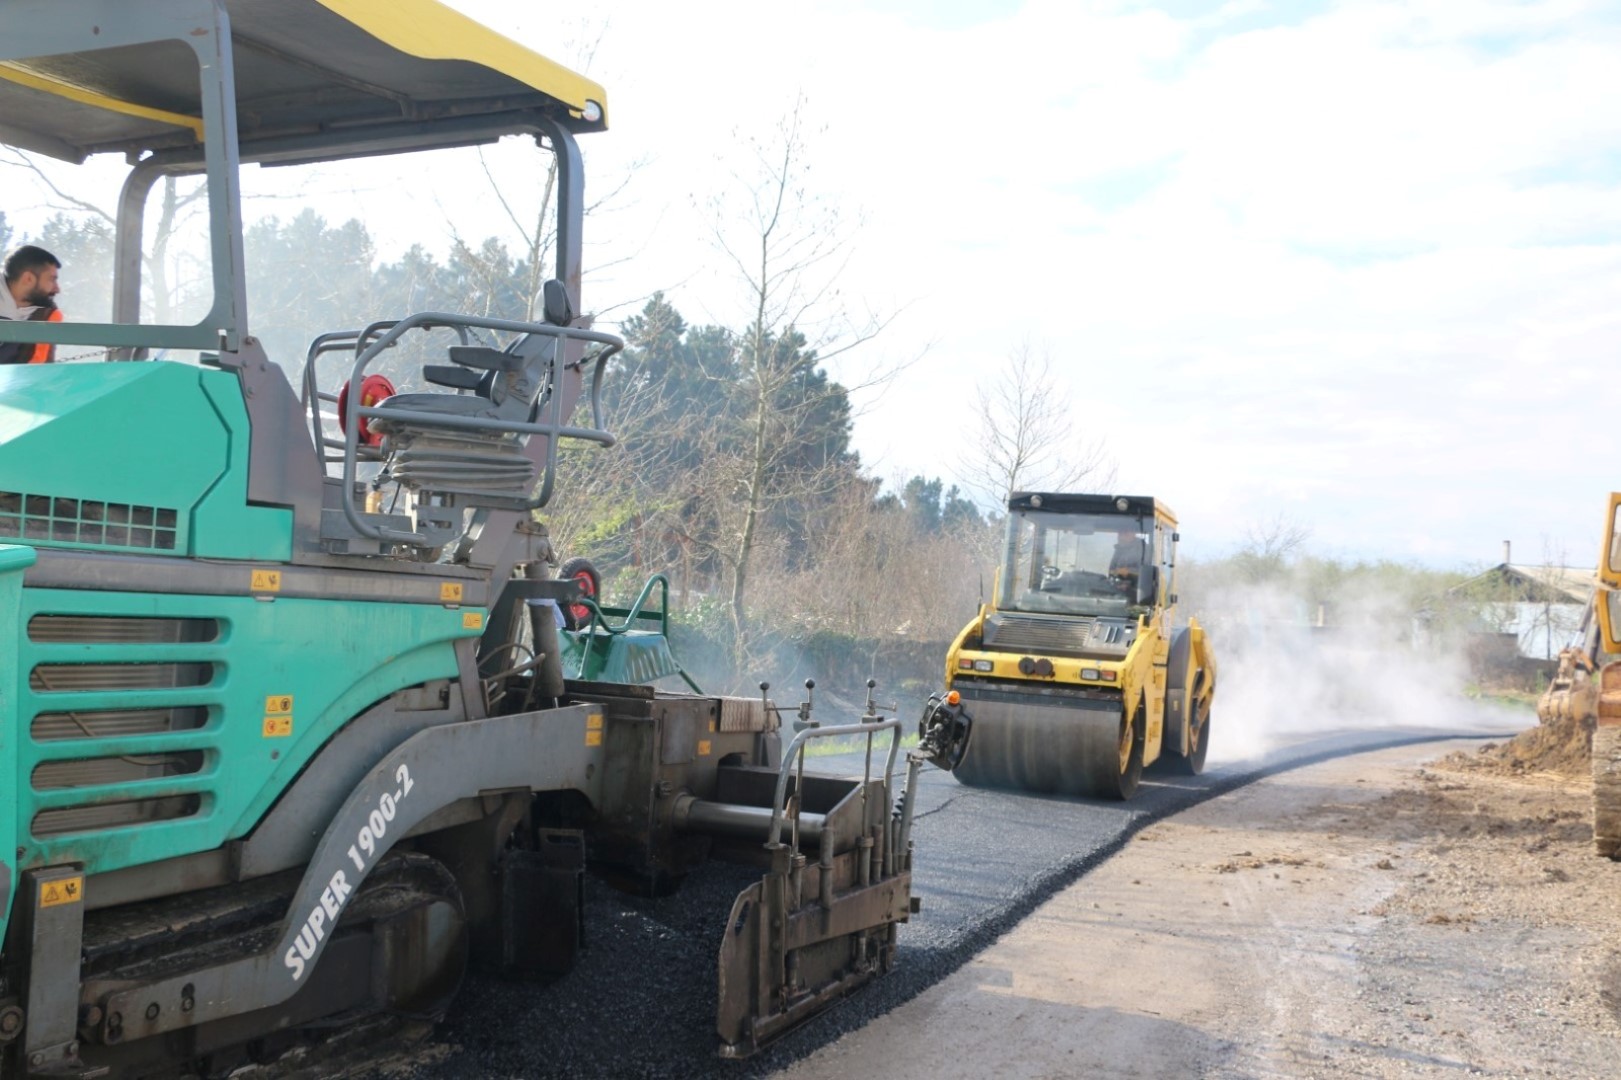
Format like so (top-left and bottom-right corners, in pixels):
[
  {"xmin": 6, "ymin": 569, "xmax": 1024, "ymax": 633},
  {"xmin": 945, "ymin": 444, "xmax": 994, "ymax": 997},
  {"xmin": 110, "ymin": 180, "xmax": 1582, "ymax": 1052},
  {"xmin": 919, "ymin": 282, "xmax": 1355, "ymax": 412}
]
[
  {"xmin": 586, "ymin": 713, "xmax": 604, "ymax": 730},
  {"xmin": 264, "ymin": 694, "xmax": 293, "ymax": 715},
  {"xmin": 40, "ymin": 876, "xmax": 84, "ymax": 908},
  {"xmin": 462, "ymin": 612, "xmax": 484, "ymax": 630},
  {"xmin": 585, "ymin": 729, "xmax": 604, "ymax": 747},
  {"xmin": 440, "ymin": 582, "xmax": 464, "ymax": 603},
  {"xmin": 263, "ymin": 716, "xmax": 293, "ymax": 738},
  {"xmin": 697, "ymin": 739, "xmax": 712, "ymax": 756},
  {"xmin": 251, "ymin": 569, "xmax": 282, "ymax": 592}
]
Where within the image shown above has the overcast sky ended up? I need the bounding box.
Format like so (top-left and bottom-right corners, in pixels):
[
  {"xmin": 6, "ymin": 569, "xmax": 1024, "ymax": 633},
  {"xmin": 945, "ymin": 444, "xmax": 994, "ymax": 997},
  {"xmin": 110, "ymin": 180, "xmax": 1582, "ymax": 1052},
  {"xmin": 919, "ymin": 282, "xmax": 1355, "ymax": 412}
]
[
  {"xmin": 21, "ymin": 0, "xmax": 1613, "ymax": 568},
  {"xmin": 439, "ymin": 0, "xmax": 1621, "ymax": 568}
]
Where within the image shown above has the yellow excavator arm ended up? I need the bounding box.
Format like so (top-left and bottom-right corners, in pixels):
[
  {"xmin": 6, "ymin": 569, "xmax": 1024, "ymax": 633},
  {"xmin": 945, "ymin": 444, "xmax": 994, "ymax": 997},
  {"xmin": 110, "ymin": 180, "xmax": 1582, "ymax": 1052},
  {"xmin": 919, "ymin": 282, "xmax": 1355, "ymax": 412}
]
[{"xmin": 1595, "ymin": 493, "xmax": 1621, "ymax": 654}]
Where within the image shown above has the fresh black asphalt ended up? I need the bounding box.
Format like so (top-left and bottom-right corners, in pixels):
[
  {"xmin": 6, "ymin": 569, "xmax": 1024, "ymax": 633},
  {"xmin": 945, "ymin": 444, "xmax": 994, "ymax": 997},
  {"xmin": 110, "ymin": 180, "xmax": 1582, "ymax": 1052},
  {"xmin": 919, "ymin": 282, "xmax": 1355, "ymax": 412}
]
[{"xmin": 405, "ymin": 716, "xmax": 1523, "ymax": 1079}]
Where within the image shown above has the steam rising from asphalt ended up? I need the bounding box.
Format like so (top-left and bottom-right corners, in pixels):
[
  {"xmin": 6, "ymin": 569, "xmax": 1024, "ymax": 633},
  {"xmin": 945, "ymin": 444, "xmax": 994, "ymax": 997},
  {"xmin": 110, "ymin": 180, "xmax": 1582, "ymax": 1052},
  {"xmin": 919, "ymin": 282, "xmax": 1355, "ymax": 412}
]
[{"xmin": 1198, "ymin": 578, "xmax": 1529, "ymax": 765}]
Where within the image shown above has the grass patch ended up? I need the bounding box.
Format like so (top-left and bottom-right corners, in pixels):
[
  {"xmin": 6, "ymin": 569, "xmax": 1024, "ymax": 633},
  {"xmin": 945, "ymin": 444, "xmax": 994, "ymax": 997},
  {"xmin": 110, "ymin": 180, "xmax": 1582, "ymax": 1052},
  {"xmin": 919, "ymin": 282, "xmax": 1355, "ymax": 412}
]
[{"xmin": 1463, "ymin": 685, "xmax": 1540, "ymax": 711}]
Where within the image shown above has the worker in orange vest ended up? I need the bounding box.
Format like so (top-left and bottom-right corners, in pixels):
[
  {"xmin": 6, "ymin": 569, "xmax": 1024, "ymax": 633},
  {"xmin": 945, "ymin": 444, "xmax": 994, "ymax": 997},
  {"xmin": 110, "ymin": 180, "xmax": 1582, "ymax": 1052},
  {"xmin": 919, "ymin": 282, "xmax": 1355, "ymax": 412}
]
[
  {"xmin": 0, "ymin": 245, "xmax": 63, "ymax": 365},
  {"xmin": 24, "ymin": 304, "xmax": 62, "ymax": 363}
]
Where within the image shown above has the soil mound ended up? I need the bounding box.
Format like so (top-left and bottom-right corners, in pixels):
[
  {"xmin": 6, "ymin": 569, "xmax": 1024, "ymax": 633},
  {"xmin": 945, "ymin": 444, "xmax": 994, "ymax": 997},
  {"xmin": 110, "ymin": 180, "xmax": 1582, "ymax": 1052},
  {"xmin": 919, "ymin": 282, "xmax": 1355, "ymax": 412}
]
[{"xmin": 1443, "ymin": 714, "xmax": 1592, "ymax": 779}]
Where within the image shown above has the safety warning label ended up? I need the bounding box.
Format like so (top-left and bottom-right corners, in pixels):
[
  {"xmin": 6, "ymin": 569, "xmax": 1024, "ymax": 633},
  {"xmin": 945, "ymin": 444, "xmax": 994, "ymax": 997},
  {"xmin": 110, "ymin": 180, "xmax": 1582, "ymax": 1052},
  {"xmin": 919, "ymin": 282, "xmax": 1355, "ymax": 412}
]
[{"xmin": 40, "ymin": 876, "xmax": 84, "ymax": 908}]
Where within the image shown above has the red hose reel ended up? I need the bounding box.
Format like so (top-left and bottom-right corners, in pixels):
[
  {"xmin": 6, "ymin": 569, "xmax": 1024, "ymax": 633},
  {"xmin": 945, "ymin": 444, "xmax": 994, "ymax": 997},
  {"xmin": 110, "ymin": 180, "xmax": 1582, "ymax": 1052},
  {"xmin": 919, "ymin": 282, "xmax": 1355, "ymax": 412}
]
[{"xmin": 335, "ymin": 374, "xmax": 396, "ymax": 447}]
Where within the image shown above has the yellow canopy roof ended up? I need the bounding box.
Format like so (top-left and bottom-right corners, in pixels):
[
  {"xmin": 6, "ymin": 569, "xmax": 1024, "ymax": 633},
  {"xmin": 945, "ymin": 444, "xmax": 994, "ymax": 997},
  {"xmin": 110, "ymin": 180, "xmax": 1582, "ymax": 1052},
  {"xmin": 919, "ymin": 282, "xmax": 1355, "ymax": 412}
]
[{"xmin": 0, "ymin": 0, "xmax": 608, "ymax": 165}]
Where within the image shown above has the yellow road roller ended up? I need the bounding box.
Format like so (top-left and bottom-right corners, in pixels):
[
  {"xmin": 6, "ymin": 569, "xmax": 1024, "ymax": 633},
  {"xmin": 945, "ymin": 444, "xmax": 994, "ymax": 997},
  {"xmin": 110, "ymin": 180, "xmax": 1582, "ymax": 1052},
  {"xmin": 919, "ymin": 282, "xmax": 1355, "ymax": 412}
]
[{"xmin": 919, "ymin": 493, "xmax": 1217, "ymax": 799}]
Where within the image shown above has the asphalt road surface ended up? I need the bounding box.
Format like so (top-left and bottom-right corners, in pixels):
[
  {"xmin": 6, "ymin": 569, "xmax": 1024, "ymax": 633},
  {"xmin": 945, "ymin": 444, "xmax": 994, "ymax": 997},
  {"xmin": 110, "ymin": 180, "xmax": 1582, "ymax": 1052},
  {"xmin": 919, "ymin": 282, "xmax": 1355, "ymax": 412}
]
[{"xmin": 400, "ymin": 711, "xmax": 1525, "ymax": 1080}]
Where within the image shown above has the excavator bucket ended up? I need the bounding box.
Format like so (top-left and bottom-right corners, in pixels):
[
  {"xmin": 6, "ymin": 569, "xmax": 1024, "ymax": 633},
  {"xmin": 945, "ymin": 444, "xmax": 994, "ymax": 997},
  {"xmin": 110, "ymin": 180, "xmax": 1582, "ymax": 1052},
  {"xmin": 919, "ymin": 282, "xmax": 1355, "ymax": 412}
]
[
  {"xmin": 1536, "ymin": 587, "xmax": 1604, "ymax": 726},
  {"xmin": 1537, "ymin": 644, "xmax": 1598, "ymax": 725}
]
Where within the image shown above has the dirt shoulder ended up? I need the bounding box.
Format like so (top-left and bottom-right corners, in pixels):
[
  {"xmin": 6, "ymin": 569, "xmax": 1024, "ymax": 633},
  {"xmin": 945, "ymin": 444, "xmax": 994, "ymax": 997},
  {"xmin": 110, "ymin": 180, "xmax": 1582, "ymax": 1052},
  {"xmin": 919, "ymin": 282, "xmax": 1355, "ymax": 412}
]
[{"xmin": 775, "ymin": 739, "xmax": 1621, "ymax": 1080}]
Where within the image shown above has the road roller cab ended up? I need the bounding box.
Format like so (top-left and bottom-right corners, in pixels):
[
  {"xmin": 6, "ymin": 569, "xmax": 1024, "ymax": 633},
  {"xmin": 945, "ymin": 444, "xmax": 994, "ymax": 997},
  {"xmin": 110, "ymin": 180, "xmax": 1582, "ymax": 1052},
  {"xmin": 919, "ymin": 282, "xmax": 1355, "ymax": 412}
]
[{"xmin": 924, "ymin": 493, "xmax": 1217, "ymax": 800}]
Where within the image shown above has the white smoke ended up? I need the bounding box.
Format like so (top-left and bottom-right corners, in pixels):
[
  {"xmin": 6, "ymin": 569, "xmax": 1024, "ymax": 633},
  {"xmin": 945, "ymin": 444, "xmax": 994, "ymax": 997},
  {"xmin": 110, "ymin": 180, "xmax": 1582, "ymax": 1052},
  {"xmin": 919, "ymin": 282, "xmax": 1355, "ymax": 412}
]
[{"xmin": 1194, "ymin": 575, "xmax": 1529, "ymax": 765}]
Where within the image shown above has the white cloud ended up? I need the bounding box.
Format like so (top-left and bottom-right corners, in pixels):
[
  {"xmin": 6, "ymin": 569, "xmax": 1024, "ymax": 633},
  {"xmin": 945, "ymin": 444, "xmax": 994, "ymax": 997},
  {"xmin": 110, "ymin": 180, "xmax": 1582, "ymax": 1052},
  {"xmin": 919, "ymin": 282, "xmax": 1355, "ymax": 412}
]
[{"xmin": 447, "ymin": 2, "xmax": 1621, "ymax": 566}]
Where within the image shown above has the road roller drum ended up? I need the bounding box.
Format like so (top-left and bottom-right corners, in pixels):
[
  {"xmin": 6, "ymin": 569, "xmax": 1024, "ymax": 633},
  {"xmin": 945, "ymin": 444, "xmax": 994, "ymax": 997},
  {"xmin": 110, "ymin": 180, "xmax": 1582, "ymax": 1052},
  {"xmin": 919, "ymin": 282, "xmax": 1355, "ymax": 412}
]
[{"xmin": 949, "ymin": 695, "xmax": 1142, "ymax": 799}]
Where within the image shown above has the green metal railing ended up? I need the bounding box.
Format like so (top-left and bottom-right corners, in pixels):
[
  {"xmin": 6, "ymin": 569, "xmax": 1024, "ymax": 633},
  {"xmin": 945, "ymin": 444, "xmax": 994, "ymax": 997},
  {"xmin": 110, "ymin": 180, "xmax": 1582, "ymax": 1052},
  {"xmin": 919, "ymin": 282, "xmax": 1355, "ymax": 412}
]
[{"xmin": 565, "ymin": 574, "xmax": 702, "ymax": 693}]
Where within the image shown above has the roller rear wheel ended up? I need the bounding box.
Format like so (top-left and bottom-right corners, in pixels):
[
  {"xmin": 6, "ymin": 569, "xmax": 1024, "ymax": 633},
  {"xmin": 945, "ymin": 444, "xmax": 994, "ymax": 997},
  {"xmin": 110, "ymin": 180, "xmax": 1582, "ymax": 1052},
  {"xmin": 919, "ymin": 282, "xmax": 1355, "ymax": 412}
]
[{"xmin": 1171, "ymin": 699, "xmax": 1210, "ymax": 777}]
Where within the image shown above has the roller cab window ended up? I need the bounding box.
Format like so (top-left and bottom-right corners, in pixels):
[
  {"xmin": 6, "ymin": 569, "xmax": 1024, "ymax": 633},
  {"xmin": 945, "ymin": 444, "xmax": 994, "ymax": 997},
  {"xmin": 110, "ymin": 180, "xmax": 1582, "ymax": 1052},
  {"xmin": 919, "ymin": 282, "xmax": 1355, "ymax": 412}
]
[{"xmin": 1004, "ymin": 510, "xmax": 1152, "ymax": 616}]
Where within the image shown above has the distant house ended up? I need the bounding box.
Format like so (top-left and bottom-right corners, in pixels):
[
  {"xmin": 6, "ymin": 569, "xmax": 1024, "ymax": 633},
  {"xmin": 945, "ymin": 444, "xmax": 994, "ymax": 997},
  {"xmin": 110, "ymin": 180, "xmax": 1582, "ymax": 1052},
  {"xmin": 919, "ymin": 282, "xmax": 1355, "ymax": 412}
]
[{"xmin": 1444, "ymin": 559, "xmax": 1595, "ymax": 662}]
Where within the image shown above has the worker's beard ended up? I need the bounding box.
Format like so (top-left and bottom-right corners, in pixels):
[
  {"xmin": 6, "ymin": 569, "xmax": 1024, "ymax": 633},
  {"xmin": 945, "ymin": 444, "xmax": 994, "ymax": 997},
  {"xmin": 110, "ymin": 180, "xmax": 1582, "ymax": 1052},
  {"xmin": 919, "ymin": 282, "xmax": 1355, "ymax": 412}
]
[{"xmin": 22, "ymin": 282, "xmax": 55, "ymax": 307}]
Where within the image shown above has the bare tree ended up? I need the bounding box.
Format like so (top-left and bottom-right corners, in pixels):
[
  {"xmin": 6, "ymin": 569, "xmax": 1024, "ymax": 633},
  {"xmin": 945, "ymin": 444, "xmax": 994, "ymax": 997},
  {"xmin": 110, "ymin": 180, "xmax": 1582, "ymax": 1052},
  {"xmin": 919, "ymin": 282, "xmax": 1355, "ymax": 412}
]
[
  {"xmin": 1232, "ymin": 514, "xmax": 1311, "ymax": 583},
  {"xmin": 459, "ymin": 140, "xmax": 646, "ymax": 325},
  {"xmin": 701, "ymin": 95, "xmax": 899, "ymax": 671},
  {"xmin": 2, "ymin": 148, "xmax": 209, "ymax": 322},
  {"xmin": 447, "ymin": 21, "xmax": 653, "ymax": 327},
  {"xmin": 956, "ymin": 342, "xmax": 1115, "ymax": 505}
]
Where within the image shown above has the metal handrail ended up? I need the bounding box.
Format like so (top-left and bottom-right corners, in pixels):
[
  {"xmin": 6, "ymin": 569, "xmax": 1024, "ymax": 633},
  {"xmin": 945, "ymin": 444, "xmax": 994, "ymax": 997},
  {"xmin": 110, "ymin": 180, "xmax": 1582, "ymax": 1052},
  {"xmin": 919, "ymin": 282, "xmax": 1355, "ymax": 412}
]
[
  {"xmin": 300, "ymin": 324, "xmax": 402, "ymax": 465},
  {"xmin": 767, "ymin": 719, "xmax": 902, "ymax": 849},
  {"xmin": 579, "ymin": 574, "xmax": 673, "ymax": 639},
  {"xmin": 564, "ymin": 576, "xmax": 703, "ymax": 693},
  {"xmin": 302, "ymin": 328, "xmax": 364, "ymax": 455}
]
